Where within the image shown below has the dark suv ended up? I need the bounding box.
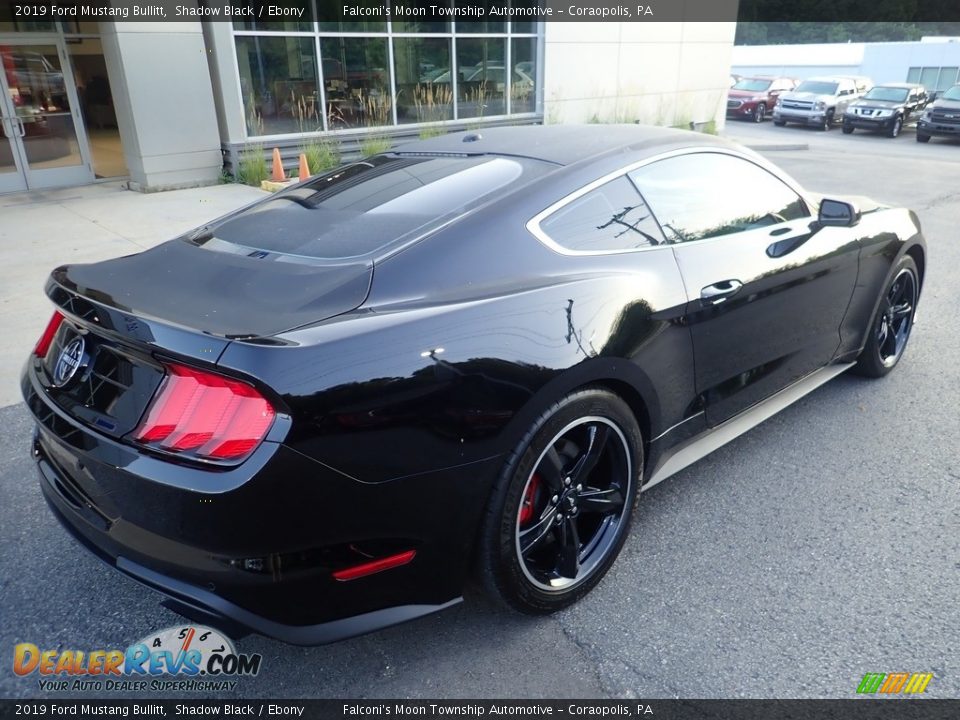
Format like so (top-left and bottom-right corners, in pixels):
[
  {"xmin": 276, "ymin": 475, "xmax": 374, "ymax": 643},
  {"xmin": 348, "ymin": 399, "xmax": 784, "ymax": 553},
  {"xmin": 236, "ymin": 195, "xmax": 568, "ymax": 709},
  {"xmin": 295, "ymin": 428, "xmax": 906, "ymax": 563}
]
[
  {"xmin": 917, "ymin": 84, "xmax": 960, "ymax": 143},
  {"xmin": 842, "ymin": 83, "xmax": 929, "ymax": 138},
  {"xmin": 726, "ymin": 76, "xmax": 797, "ymax": 123}
]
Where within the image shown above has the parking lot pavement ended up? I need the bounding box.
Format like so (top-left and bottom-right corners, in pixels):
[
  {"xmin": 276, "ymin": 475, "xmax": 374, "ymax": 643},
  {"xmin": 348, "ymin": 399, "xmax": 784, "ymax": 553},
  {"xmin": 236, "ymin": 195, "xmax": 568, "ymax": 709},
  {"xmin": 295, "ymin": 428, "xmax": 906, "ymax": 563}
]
[
  {"xmin": 0, "ymin": 182, "xmax": 265, "ymax": 408},
  {"xmin": 2, "ymin": 131, "xmax": 958, "ymax": 700}
]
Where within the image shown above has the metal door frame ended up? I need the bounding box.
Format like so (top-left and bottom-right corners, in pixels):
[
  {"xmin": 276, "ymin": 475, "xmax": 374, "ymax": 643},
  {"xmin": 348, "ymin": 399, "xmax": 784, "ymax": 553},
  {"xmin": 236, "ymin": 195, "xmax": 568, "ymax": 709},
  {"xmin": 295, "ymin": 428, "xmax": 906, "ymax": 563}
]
[{"xmin": 0, "ymin": 34, "xmax": 95, "ymax": 192}]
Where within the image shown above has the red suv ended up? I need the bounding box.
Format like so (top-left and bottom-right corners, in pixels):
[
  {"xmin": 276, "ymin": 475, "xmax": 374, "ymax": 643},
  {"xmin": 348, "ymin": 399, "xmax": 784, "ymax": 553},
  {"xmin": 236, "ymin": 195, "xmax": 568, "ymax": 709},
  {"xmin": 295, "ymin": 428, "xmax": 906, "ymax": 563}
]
[{"xmin": 727, "ymin": 76, "xmax": 797, "ymax": 123}]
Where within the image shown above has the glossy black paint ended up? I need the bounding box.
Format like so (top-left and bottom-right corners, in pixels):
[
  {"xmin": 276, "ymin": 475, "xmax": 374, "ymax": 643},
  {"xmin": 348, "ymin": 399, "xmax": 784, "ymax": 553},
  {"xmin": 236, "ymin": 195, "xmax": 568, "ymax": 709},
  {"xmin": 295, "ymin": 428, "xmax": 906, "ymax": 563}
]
[{"xmin": 21, "ymin": 125, "xmax": 926, "ymax": 644}]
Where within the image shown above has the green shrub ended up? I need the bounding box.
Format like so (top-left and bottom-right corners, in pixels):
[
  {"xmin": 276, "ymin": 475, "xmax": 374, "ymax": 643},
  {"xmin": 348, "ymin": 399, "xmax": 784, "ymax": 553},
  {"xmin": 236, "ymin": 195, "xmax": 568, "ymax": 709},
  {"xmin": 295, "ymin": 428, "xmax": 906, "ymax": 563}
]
[
  {"xmin": 236, "ymin": 144, "xmax": 268, "ymax": 187},
  {"xmin": 359, "ymin": 135, "xmax": 392, "ymax": 157},
  {"xmin": 300, "ymin": 136, "xmax": 341, "ymax": 175}
]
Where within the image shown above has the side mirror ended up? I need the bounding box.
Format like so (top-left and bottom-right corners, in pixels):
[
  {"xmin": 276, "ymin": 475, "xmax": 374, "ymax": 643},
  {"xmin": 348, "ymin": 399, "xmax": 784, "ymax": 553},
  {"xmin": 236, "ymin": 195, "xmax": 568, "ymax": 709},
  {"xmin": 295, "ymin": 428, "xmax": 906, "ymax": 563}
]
[{"xmin": 819, "ymin": 199, "xmax": 861, "ymax": 228}]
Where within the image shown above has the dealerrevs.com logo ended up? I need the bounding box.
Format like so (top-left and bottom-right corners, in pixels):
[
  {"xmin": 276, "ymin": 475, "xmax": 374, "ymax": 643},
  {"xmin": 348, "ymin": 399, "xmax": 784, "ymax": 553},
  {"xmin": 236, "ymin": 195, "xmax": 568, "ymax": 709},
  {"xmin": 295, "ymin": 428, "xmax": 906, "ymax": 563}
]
[
  {"xmin": 856, "ymin": 672, "xmax": 934, "ymax": 694},
  {"xmin": 13, "ymin": 625, "xmax": 263, "ymax": 692}
]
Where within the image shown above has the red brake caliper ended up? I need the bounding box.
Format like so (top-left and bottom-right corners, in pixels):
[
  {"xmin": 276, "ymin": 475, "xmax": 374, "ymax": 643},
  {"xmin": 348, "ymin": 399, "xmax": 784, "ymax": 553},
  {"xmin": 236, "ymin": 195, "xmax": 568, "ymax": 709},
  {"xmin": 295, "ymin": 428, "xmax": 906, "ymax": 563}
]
[{"xmin": 519, "ymin": 473, "xmax": 541, "ymax": 526}]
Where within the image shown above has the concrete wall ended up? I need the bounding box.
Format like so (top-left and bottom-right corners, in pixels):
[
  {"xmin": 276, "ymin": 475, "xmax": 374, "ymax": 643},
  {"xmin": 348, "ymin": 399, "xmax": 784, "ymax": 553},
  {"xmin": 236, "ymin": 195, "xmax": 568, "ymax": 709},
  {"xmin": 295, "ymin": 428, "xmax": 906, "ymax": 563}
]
[
  {"xmin": 202, "ymin": 22, "xmax": 247, "ymax": 146},
  {"xmin": 542, "ymin": 22, "xmax": 737, "ymax": 131},
  {"xmin": 100, "ymin": 21, "xmax": 222, "ymax": 191}
]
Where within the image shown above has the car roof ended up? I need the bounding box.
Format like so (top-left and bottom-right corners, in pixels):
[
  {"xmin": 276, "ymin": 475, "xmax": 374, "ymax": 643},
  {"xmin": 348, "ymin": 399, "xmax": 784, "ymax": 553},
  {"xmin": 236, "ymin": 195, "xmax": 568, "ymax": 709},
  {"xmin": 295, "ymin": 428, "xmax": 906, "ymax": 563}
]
[
  {"xmin": 871, "ymin": 82, "xmax": 922, "ymax": 89},
  {"xmin": 392, "ymin": 124, "xmax": 731, "ymax": 167}
]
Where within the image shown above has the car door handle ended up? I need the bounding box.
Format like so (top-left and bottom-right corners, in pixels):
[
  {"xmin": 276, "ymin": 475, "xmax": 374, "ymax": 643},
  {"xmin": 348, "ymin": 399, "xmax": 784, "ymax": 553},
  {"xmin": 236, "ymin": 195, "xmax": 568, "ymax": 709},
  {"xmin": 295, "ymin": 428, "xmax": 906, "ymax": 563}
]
[{"xmin": 700, "ymin": 280, "xmax": 743, "ymax": 305}]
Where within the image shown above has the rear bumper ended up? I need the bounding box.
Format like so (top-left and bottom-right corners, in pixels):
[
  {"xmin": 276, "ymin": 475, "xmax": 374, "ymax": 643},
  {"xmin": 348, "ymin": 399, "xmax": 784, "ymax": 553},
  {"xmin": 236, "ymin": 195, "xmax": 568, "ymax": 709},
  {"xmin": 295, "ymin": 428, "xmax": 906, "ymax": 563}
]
[{"xmin": 23, "ymin": 361, "xmax": 494, "ymax": 644}]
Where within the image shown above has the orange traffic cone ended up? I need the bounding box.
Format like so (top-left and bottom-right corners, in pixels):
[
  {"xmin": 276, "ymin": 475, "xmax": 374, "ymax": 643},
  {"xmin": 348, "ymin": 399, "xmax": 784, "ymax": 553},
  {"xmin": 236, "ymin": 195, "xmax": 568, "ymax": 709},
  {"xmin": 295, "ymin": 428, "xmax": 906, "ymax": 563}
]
[
  {"xmin": 298, "ymin": 153, "xmax": 310, "ymax": 183},
  {"xmin": 270, "ymin": 148, "xmax": 285, "ymax": 182}
]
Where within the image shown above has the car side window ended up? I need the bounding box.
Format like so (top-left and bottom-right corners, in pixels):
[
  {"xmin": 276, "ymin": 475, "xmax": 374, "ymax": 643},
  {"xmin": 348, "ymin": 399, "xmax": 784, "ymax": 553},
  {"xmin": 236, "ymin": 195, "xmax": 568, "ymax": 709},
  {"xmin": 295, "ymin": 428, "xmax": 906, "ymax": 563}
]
[
  {"xmin": 539, "ymin": 175, "xmax": 666, "ymax": 252},
  {"xmin": 628, "ymin": 153, "xmax": 809, "ymax": 245}
]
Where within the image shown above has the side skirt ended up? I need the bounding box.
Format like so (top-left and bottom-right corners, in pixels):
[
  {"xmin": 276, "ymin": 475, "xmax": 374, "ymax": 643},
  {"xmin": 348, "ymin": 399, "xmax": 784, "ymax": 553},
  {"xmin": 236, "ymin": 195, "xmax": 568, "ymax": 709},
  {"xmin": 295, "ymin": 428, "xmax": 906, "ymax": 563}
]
[{"xmin": 642, "ymin": 362, "xmax": 855, "ymax": 491}]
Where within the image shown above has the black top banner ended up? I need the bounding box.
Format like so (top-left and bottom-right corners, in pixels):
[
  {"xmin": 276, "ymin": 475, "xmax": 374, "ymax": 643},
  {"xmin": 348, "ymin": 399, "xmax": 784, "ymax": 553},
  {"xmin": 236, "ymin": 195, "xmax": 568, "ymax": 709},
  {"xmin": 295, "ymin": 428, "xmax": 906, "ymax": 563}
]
[
  {"xmin": 4, "ymin": 0, "xmax": 960, "ymax": 24},
  {"xmin": 2, "ymin": 0, "xmax": 741, "ymax": 24},
  {"xmin": 0, "ymin": 700, "xmax": 958, "ymax": 720}
]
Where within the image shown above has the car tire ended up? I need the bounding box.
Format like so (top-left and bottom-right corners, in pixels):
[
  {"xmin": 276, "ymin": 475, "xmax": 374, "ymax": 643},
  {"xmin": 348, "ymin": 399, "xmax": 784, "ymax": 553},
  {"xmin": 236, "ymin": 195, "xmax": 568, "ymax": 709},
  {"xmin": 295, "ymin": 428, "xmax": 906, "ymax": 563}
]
[
  {"xmin": 853, "ymin": 255, "xmax": 919, "ymax": 379},
  {"xmin": 754, "ymin": 103, "xmax": 766, "ymax": 123},
  {"xmin": 916, "ymin": 132, "xmax": 931, "ymax": 143},
  {"xmin": 773, "ymin": 119, "xmax": 786, "ymax": 127},
  {"xmin": 476, "ymin": 388, "xmax": 642, "ymax": 614},
  {"xmin": 820, "ymin": 110, "xmax": 834, "ymax": 131},
  {"xmin": 842, "ymin": 124, "xmax": 854, "ymax": 134},
  {"xmin": 887, "ymin": 115, "xmax": 903, "ymax": 138}
]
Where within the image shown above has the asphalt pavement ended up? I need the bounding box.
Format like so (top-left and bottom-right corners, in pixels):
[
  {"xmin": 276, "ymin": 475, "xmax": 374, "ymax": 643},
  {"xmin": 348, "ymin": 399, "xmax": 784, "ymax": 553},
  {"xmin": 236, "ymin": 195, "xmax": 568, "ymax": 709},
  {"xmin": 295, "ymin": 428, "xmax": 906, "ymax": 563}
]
[{"xmin": 1, "ymin": 121, "xmax": 958, "ymax": 700}]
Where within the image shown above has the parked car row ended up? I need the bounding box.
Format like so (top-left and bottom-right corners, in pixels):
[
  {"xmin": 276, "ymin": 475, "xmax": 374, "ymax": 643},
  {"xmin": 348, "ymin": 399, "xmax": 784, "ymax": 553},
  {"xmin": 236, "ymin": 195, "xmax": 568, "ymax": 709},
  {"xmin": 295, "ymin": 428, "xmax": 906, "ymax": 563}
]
[{"xmin": 728, "ymin": 73, "xmax": 960, "ymax": 143}]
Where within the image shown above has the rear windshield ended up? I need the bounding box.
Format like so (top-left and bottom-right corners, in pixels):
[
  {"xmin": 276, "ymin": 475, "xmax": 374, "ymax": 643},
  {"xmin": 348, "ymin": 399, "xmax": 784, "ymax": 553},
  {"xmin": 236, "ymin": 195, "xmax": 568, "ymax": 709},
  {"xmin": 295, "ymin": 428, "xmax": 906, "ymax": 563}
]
[
  {"xmin": 795, "ymin": 81, "xmax": 839, "ymax": 95},
  {"xmin": 733, "ymin": 79, "xmax": 772, "ymax": 92},
  {"xmin": 863, "ymin": 87, "xmax": 909, "ymax": 102},
  {"xmin": 206, "ymin": 154, "xmax": 542, "ymax": 260}
]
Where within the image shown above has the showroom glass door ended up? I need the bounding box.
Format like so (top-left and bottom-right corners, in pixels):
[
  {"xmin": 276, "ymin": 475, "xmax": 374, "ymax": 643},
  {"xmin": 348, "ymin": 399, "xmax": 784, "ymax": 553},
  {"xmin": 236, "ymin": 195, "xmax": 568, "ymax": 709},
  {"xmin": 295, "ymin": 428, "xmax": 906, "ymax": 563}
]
[{"xmin": 0, "ymin": 38, "xmax": 93, "ymax": 192}]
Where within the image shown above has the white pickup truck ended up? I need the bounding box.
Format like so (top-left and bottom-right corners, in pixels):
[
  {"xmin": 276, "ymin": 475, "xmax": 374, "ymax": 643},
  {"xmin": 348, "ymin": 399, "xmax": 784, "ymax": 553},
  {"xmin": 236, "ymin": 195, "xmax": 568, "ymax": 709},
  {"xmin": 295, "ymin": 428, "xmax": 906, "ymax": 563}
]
[{"xmin": 772, "ymin": 76, "xmax": 871, "ymax": 130}]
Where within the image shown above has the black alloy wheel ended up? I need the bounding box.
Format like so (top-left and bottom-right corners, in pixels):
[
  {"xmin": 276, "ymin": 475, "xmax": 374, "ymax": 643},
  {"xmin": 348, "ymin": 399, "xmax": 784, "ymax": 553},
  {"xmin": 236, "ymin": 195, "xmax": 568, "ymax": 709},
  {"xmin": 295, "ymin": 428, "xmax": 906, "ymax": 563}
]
[
  {"xmin": 754, "ymin": 103, "xmax": 766, "ymax": 123},
  {"xmin": 477, "ymin": 389, "xmax": 641, "ymax": 614},
  {"xmin": 855, "ymin": 256, "xmax": 919, "ymax": 378},
  {"xmin": 842, "ymin": 123, "xmax": 854, "ymax": 134},
  {"xmin": 888, "ymin": 115, "xmax": 903, "ymax": 138}
]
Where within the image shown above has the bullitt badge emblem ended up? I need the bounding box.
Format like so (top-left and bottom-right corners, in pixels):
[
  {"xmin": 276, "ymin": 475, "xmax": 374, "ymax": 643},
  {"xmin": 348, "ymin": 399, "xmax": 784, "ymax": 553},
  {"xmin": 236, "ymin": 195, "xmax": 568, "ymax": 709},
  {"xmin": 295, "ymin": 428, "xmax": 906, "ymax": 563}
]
[{"xmin": 54, "ymin": 336, "xmax": 85, "ymax": 387}]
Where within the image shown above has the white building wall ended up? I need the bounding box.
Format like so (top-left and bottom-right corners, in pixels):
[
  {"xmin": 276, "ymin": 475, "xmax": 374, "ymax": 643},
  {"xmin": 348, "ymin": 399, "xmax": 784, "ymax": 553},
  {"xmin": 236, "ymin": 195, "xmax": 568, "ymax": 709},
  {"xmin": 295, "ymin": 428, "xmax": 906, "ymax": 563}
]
[
  {"xmin": 543, "ymin": 22, "xmax": 737, "ymax": 130},
  {"xmin": 732, "ymin": 40, "xmax": 960, "ymax": 86}
]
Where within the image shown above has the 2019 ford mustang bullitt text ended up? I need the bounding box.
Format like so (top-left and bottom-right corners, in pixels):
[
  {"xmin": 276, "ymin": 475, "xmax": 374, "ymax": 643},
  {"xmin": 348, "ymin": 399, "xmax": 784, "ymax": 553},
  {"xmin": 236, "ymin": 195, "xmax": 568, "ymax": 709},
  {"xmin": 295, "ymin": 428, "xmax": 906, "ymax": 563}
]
[{"xmin": 23, "ymin": 126, "xmax": 925, "ymax": 644}]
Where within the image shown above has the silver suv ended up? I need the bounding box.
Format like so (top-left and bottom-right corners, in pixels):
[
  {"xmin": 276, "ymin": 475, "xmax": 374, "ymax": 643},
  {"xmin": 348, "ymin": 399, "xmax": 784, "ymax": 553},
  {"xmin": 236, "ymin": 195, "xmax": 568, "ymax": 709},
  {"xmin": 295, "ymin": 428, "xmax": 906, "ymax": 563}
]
[{"xmin": 773, "ymin": 76, "xmax": 870, "ymax": 130}]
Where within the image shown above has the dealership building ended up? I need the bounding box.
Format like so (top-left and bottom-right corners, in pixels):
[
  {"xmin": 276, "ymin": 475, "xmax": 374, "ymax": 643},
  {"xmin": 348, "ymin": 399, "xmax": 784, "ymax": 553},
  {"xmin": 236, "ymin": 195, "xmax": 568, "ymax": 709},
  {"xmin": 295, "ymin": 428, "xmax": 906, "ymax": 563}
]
[{"xmin": 0, "ymin": 6, "xmax": 734, "ymax": 193}]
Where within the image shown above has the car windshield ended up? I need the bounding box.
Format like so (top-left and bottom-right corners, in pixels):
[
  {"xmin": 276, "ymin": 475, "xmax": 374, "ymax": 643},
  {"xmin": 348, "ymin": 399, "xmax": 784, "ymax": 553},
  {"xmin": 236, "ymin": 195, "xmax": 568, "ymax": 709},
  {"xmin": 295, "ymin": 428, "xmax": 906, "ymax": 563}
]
[
  {"xmin": 795, "ymin": 81, "xmax": 839, "ymax": 95},
  {"xmin": 732, "ymin": 79, "xmax": 772, "ymax": 92},
  {"xmin": 942, "ymin": 85, "xmax": 960, "ymax": 101},
  {"xmin": 863, "ymin": 87, "xmax": 909, "ymax": 102},
  {"xmin": 206, "ymin": 155, "xmax": 545, "ymax": 260}
]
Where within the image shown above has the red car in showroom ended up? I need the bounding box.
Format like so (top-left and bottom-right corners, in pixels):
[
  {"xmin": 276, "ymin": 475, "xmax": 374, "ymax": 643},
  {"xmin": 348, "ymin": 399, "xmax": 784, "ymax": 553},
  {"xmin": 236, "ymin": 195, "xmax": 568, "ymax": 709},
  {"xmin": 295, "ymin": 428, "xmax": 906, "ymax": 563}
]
[{"xmin": 727, "ymin": 76, "xmax": 798, "ymax": 123}]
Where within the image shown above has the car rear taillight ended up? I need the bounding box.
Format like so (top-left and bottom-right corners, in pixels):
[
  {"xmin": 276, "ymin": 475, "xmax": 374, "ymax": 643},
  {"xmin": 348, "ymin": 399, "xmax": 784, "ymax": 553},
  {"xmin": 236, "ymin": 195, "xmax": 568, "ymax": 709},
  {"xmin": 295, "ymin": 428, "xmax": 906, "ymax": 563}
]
[
  {"xmin": 34, "ymin": 311, "xmax": 65, "ymax": 358},
  {"xmin": 132, "ymin": 363, "xmax": 275, "ymax": 462}
]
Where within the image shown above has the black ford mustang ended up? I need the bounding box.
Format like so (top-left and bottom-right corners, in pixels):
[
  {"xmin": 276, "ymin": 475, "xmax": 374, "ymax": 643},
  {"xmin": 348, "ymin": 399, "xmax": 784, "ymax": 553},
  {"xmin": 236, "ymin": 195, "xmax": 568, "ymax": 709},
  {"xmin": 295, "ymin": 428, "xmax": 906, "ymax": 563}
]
[{"xmin": 22, "ymin": 126, "xmax": 925, "ymax": 644}]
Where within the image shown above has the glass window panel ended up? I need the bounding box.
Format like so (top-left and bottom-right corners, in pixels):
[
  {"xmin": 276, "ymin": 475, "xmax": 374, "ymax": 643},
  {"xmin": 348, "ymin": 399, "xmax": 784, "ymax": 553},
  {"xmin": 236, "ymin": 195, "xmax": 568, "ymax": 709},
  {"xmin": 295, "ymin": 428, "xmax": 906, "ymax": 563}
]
[
  {"xmin": 235, "ymin": 36, "xmax": 319, "ymax": 136},
  {"xmin": 511, "ymin": 0, "xmax": 538, "ymax": 32},
  {"xmin": 394, "ymin": 37, "xmax": 453, "ymax": 124},
  {"xmin": 0, "ymin": 4, "xmax": 55, "ymax": 32},
  {"xmin": 454, "ymin": 2, "xmax": 506, "ymax": 33},
  {"xmin": 317, "ymin": 2, "xmax": 387, "ymax": 32},
  {"xmin": 59, "ymin": 21, "xmax": 100, "ymax": 34},
  {"xmin": 541, "ymin": 176, "xmax": 665, "ymax": 252},
  {"xmin": 511, "ymin": 37, "xmax": 537, "ymax": 114},
  {"xmin": 456, "ymin": 38, "xmax": 506, "ymax": 118},
  {"xmin": 936, "ymin": 67, "xmax": 958, "ymax": 91},
  {"xmin": 392, "ymin": 5, "xmax": 451, "ymax": 34},
  {"xmin": 2, "ymin": 45, "xmax": 83, "ymax": 169},
  {"xmin": 906, "ymin": 67, "xmax": 921, "ymax": 83},
  {"xmin": 630, "ymin": 154, "xmax": 808, "ymax": 244},
  {"xmin": 232, "ymin": 0, "xmax": 313, "ymax": 31},
  {"xmin": 321, "ymin": 37, "xmax": 391, "ymax": 129},
  {"xmin": 919, "ymin": 67, "xmax": 940, "ymax": 93}
]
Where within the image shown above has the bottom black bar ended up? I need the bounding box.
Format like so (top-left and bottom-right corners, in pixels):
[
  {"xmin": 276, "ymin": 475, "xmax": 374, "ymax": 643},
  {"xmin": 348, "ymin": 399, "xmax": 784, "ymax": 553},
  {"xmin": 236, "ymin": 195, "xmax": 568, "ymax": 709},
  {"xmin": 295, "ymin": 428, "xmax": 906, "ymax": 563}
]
[{"xmin": 0, "ymin": 700, "xmax": 957, "ymax": 720}]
